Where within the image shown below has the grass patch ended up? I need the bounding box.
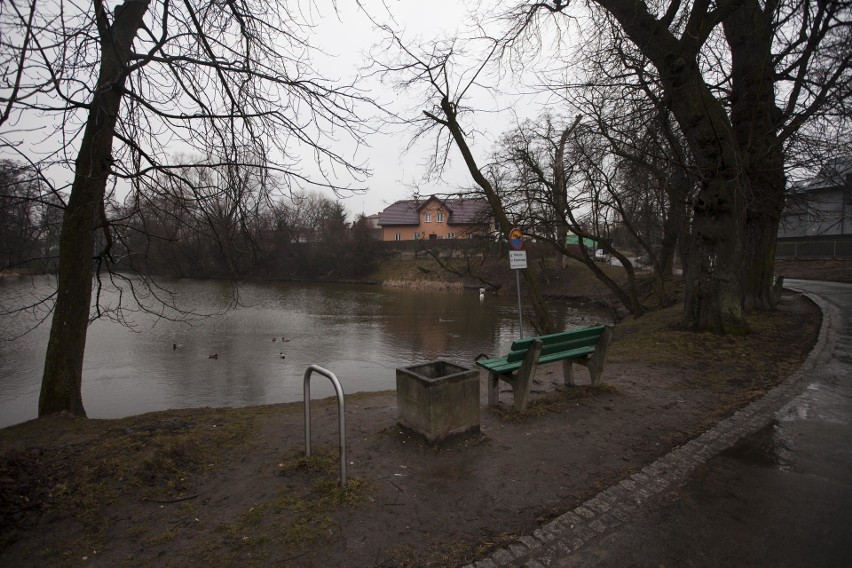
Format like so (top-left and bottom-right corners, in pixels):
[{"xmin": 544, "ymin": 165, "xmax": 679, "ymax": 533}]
[
  {"xmin": 278, "ymin": 450, "xmax": 339, "ymax": 475},
  {"xmin": 611, "ymin": 297, "xmax": 820, "ymax": 414},
  {"xmin": 609, "ymin": 302, "xmax": 817, "ymax": 377},
  {"xmin": 276, "ymin": 446, "xmax": 372, "ymax": 507},
  {"xmin": 203, "ymin": 446, "xmax": 373, "ymax": 566},
  {"xmin": 0, "ymin": 405, "xmax": 269, "ymax": 561}
]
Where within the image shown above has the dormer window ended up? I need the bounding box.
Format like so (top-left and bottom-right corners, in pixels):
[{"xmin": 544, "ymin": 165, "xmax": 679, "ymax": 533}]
[
  {"xmin": 437, "ymin": 212, "xmax": 444, "ymax": 222},
  {"xmin": 424, "ymin": 213, "xmax": 432, "ymax": 222}
]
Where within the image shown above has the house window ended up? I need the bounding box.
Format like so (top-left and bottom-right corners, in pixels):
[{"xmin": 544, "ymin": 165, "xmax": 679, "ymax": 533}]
[
  {"xmin": 424, "ymin": 213, "xmax": 432, "ymax": 222},
  {"xmin": 414, "ymin": 232, "xmax": 421, "ymax": 239},
  {"xmin": 448, "ymin": 232, "xmax": 455, "ymax": 239},
  {"xmin": 437, "ymin": 212, "xmax": 444, "ymax": 222},
  {"xmin": 395, "ymin": 233, "xmax": 401, "ymax": 241}
]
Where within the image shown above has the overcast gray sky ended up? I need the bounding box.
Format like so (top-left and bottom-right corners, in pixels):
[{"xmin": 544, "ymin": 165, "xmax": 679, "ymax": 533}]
[{"xmin": 310, "ymin": 0, "xmax": 557, "ymax": 218}]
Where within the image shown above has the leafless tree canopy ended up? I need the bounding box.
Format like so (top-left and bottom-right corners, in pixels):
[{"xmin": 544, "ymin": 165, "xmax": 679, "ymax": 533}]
[{"xmin": 1, "ymin": 0, "xmax": 376, "ymax": 416}]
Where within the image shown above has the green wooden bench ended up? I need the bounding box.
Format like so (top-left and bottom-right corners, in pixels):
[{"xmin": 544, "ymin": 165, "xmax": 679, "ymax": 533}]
[{"xmin": 476, "ymin": 325, "xmax": 614, "ymax": 411}]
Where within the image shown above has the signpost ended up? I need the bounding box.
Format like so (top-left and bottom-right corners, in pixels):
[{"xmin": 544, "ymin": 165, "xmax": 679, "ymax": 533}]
[{"xmin": 508, "ymin": 228, "xmax": 526, "ymax": 338}]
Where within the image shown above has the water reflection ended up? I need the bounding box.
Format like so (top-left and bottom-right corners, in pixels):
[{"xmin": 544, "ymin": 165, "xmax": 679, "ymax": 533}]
[{"xmin": 0, "ymin": 276, "xmax": 609, "ymax": 427}]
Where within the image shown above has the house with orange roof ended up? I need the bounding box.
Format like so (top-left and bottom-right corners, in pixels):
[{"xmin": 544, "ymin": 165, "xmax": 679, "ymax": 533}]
[{"xmin": 377, "ymin": 195, "xmax": 492, "ymax": 241}]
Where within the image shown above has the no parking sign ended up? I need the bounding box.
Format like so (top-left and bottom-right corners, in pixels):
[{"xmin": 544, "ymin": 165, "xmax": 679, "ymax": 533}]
[{"xmin": 509, "ymin": 227, "xmax": 524, "ymax": 250}]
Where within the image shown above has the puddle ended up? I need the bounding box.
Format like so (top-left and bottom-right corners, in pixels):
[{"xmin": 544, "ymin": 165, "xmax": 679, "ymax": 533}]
[{"xmin": 720, "ymin": 421, "xmax": 793, "ymax": 470}]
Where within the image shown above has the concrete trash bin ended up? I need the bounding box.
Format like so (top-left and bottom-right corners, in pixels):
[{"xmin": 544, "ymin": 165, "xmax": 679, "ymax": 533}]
[{"xmin": 396, "ymin": 360, "xmax": 480, "ymax": 443}]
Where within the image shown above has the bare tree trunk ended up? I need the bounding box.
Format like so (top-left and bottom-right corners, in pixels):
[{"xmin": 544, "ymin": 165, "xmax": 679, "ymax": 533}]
[
  {"xmin": 656, "ymin": 163, "xmax": 692, "ymax": 306},
  {"xmin": 669, "ymin": 79, "xmax": 748, "ymax": 334},
  {"xmin": 682, "ymin": 175, "xmax": 748, "ymax": 334},
  {"xmin": 655, "ymin": 214, "xmax": 678, "ymax": 307},
  {"xmin": 677, "ymin": 90, "xmax": 749, "ymax": 334},
  {"xmin": 595, "ymin": 0, "xmax": 749, "ymax": 333},
  {"xmin": 725, "ymin": 0, "xmax": 786, "ymax": 310},
  {"xmin": 552, "ymin": 116, "xmax": 581, "ymax": 269},
  {"xmin": 39, "ymin": 0, "xmax": 150, "ymax": 417}
]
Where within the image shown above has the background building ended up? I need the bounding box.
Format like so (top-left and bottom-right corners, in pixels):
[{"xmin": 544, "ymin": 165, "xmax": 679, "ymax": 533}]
[
  {"xmin": 377, "ymin": 196, "xmax": 492, "ymax": 241},
  {"xmin": 777, "ymin": 159, "xmax": 852, "ymax": 259},
  {"xmin": 779, "ymin": 158, "xmax": 851, "ymax": 238}
]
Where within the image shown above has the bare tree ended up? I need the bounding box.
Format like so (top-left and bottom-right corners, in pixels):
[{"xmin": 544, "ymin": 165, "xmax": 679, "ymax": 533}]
[
  {"xmin": 114, "ymin": 155, "xmax": 278, "ymax": 277},
  {"xmin": 0, "ymin": 0, "xmax": 371, "ymax": 416},
  {"xmin": 499, "ymin": 0, "xmax": 851, "ymax": 333},
  {"xmin": 580, "ymin": 102, "xmax": 696, "ymax": 306},
  {"xmin": 372, "ymin": 32, "xmax": 557, "ymax": 333},
  {"xmin": 558, "ymin": 23, "xmax": 698, "ymax": 303},
  {"xmin": 0, "ymin": 160, "xmax": 62, "ymax": 272},
  {"xmin": 494, "ymin": 114, "xmax": 650, "ymax": 316}
]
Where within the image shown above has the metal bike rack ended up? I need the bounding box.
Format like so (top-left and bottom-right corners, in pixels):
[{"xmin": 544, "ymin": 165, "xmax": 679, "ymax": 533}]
[{"xmin": 303, "ymin": 365, "xmax": 347, "ymax": 487}]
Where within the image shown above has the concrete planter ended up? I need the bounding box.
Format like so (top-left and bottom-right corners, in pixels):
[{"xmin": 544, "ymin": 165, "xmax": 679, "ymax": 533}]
[{"xmin": 396, "ymin": 360, "xmax": 480, "ymax": 443}]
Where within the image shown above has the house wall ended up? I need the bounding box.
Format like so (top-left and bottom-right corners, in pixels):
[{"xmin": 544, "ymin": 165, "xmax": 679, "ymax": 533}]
[{"xmin": 779, "ymin": 186, "xmax": 852, "ymax": 238}]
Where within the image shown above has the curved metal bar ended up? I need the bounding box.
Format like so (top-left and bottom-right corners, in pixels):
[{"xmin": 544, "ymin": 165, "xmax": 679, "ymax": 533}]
[{"xmin": 303, "ymin": 364, "xmax": 347, "ymax": 487}]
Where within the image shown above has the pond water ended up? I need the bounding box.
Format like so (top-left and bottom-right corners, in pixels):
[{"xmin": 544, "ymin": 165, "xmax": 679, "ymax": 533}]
[{"xmin": 0, "ymin": 276, "xmax": 608, "ymax": 428}]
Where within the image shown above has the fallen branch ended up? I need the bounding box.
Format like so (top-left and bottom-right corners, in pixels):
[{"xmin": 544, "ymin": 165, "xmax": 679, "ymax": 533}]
[{"xmin": 142, "ymin": 493, "xmax": 199, "ymax": 504}]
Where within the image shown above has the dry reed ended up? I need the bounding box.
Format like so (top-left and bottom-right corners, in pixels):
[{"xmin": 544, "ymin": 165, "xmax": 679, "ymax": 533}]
[{"xmin": 381, "ymin": 279, "xmax": 464, "ymax": 291}]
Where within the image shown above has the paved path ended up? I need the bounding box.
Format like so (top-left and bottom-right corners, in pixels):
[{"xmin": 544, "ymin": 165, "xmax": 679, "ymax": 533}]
[{"xmin": 465, "ymin": 280, "xmax": 852, "ymax": 568}]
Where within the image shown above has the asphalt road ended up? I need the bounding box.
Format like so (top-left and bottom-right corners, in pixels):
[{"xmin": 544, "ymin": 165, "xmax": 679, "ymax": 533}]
[{"xmin": 468, "ymin": 280, "xmax": 852, "ymax": 568}]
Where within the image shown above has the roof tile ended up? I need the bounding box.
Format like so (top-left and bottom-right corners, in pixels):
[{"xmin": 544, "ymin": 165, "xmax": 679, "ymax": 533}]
[{"xmin": 378, "ymin": 196, "xmax": 490, "ymax": 226}]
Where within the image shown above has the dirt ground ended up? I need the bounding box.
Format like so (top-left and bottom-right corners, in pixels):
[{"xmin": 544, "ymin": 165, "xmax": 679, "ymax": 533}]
[{"xmin": 0, "ymin": 287, "xmax": 823, "ymax": 568}]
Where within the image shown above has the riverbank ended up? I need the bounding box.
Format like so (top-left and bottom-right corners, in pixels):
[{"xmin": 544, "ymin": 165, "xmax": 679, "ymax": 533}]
[
  {"xmin": 369, "ymin": 255, "xmax": 646, "ymax": 324},
  {"xmin": 0, "ymin": 289, "xmax": 822, "ymax": 567},
  {"xmin": 369, "ymin": 255, "xmax": 628, "ymax": 291},
  {"xmin": 368, "ymin": 256, "xmax": 852, "ymax": 300}
]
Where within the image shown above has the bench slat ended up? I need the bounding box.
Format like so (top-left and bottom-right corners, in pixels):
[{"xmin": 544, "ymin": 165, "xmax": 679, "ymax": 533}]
[
  {"xmin": 510, "ymin": 326, "xmax": 605, "ymax": 352},
  {"xmin": 478, "ymin": 350, "xmax": 601, "ymax": 373},
  {"xmin": 539, "ymin": 336, "xmax": 600, "ymax": 357},
  {"xmin": 478, "ymin": 345, "xmax": 598, "ymax": 374},
  {"xmin": 477, "ymin": 358, "xmax": 520, "ymax": 374},
  {"xmin": 538, "ymin": 346, "xmax": 595, "ymax": 364},
  {"xmin": 478, "ymin": 325, "xmax": 608, "ymax": 374},
  {"xmin": 477, "ymin": 357, "xmax": 509, "ymax": 368}
]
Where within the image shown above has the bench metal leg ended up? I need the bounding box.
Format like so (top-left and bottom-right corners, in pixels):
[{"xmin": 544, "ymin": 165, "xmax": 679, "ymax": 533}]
[
  {"xmin": 587, "ymin": 326, "xmax": 613, "ymax": 387},
  {"xmin": 563, "ymin": 359, "xmax": 575, "ymax": 386},
  {"xmin": 487, "ymin": 371, "xmax": 500, "ymax": 406},
  {"xmin": 512, "ymin": 339, "xmax": 543, "ymax": 411},
  {"xmin": 587, "ymin": 360, "xmax": 602, "ymax": 387}
]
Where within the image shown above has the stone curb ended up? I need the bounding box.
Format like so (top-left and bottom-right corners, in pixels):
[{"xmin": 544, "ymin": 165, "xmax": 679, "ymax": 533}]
[{"xmin": 463, "ymin": 288, "xmax": 836, "ymax": 568}]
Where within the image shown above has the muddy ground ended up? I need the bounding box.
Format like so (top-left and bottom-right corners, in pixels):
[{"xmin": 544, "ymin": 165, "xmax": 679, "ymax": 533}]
[{"xmin": 0, "ymin": 288, "xmax": 823, "ymax": 568}]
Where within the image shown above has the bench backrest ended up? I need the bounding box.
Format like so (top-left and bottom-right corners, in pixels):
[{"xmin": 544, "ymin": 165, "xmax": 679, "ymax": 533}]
[{"xmin": 505, "ymin": 326, "xmax": 607, "ymax": 363}]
